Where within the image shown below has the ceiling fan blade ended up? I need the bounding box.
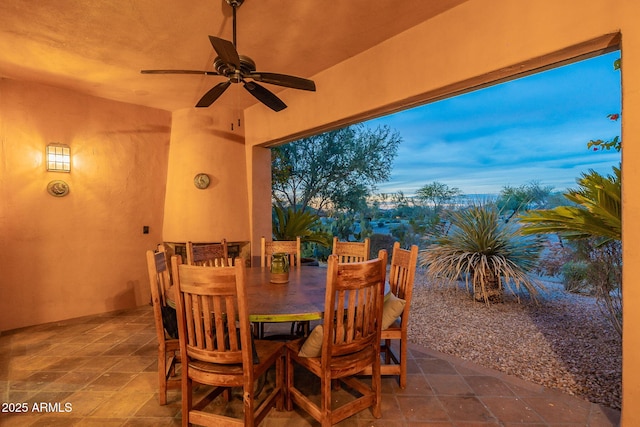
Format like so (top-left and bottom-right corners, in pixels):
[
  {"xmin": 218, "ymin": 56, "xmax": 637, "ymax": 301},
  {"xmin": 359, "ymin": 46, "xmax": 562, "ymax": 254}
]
[
  {"xmin": 196, "ymin": 81, "xmax": 231, "ymax": 108},
  {"xmin": 208, "ymin": 36, "xmax": 240, "ymax": 68},
  {"xmin": 243, "ymin": 81, "xmax": 287, "ymax": 112},
  {"xmin": 141, "ymin": 69, "xmax": 220, "ymax": 76},
  {"xmin": 248, "ymin": 72, "xmax": 316, "ymax": 91}
]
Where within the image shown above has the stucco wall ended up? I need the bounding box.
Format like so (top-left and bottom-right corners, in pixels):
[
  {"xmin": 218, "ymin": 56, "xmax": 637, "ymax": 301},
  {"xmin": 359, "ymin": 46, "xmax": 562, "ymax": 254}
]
[
  {"xmin": 0, "ymin": 78, "xmax": 171, "ymax": 331},
  {"xmin": 241, "ymin": 0, "xmax": 638, "ymax": 423}
]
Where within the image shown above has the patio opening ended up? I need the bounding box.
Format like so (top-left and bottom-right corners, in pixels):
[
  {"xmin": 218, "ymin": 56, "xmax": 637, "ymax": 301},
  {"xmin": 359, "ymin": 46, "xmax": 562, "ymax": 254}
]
[{"xmin": 268, "ymin": 49, "xmax": 622, "ymax": 410}]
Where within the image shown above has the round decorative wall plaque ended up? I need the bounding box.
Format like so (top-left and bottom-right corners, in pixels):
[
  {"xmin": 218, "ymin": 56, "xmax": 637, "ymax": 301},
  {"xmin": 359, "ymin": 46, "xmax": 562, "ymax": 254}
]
[
  {"xmin": 194, "ymin": 173, "xmax": 210, "ymax": 189},
  {"xmin": 47, "ymin": 180, "xmax": 70, "ymax": 197}
]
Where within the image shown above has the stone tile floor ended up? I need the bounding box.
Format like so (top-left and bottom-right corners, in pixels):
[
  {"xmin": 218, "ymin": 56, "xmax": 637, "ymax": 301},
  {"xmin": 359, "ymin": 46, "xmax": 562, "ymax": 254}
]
[{"xmin": 0, "ymin": 306, "xmax": 620, "ymax": 426}]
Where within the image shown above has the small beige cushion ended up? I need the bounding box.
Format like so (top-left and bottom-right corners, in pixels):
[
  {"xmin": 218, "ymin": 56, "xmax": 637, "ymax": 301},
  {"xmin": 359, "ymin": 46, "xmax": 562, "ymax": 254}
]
[
  {"xmin": 382, "ymin": 293, "xmax": 406, "ymax": 330},
  {"xmin": 298, "ymin": 296, "xmax": 404, "ymax": 356},
  {"xmin": 298, "ymin": 325, "xmax": 324, "ymax": 357}
]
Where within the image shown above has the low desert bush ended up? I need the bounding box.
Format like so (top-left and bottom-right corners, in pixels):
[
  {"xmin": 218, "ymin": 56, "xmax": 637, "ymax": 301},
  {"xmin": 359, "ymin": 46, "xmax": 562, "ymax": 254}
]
[
  {"xmin": 535, "ymin": 240, "xmax": 574, "ymax": 277},
  {"xmin": 561, "ymin": 261, "xmax": 591, "ymax": 294}
]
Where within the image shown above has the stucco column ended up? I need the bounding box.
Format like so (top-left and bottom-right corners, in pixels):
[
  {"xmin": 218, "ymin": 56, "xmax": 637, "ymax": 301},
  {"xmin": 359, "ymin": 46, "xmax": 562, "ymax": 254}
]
[
  {"xmin": 620, "ymin": 3, "xmax": 640, "ymax": 423},
  {"xmin": 163, "ymin": 107, "xmax": 250, "ymax": 244}
]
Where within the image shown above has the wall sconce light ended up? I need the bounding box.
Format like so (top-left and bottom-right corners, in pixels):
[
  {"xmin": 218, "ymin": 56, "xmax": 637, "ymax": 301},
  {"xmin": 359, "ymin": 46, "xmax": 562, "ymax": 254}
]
[{"xmin": 46, "ymin": 143, "xmax": 71, "ymax": 172}]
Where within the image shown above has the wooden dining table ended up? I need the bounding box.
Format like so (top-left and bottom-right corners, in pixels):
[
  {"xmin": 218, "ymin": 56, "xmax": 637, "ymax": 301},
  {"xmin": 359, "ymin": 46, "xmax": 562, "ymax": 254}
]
[
  {"xmin": 166, "ymin": 265, "xmax": 328, "ymax": 327},
  {"xmin": 244, "ymin": 265, "xmax": 327, "ymax": 323}
]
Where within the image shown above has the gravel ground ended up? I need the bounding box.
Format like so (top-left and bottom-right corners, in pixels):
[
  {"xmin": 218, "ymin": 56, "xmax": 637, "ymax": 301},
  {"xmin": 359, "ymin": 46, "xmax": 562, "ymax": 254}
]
[{"xmin": 408, "ymin": 268, "xmax": 622, "ymax": 410}]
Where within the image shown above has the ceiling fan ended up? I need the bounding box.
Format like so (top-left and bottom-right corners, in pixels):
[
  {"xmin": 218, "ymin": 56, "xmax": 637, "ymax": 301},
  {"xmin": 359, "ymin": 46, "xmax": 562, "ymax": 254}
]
[{"xmin": 141, "ymin": 0, "xmax": 316, "ymax": 112}]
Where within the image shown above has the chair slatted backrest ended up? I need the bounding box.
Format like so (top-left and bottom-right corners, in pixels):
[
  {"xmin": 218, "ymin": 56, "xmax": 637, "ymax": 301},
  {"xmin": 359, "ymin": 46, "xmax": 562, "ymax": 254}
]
[
  {"xmin": 389, "ymin": 242, "xmax": 418, "ymax": 316},
  {"xmin": 260, "ymin": 236, "xmax": 301, "ymax": 269},
  {"xmin": 186, "ymin": 240, "xmax": 229, "ymax": 267},
  {"xmin": 146, "ymin": 245, "xmax": 172, "ymax": 339},
  {"xmin": 323, "ymin": 250, "xmax": 387, "ymax": 359},
  {"xmin": 358, "ymin": 242, "xmax": 418, "ymax": 389},
  {"xmin": 332, "ymin": 237, "xmax": 370, "ymax": 263},
  {"xmin": 173, "ymin": 258, "xmax": 252, "ymax": 367},
  {"xmin": 145, "ymin": 244, "xmax": 181, "ymax": 405}
]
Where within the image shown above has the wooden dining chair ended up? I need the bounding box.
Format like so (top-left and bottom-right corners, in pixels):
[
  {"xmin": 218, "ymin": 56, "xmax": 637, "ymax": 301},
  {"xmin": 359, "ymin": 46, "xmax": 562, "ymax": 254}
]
[
  {"xmin": 362, "ymin": 242, "xmax": 418, "ymax": 389},
  {"xmin": 286, "ymin": 250, "xmax": 387, "ymax": 426},
  {"xmin": 260, "ymin": 236, "xmax": 301, "ymax": 269},
  {"xmin": 331, "ymin": 237, "xmax": 370, "ymax": 263},
  {"xmin": 171, "ymin": 255, "xmax": 285, "ymax": 427},
  {"xmin": 145, "ymin": 245, "xmax": 181, "ymax": 405},
  {"xmin": 186, "ymin": 239, "xmax": 229, "ymax": 267}
]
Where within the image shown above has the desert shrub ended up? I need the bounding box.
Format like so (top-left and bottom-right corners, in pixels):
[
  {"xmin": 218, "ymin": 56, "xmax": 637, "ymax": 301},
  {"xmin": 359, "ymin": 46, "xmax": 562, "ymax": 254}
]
[
  {"xmin": 330, "ymin": 214, "xmax": 355, "ymax": 240},
  {"xmin": 561, "ymin": 261, "xmax": 590, "ymax": 294},
  {"xmin": 535, "ymin": 239, "xmax": 575, "ymax": 277},
  {"xmin": 582, "ymin": 239, "xmax": 622, "ymax": 335},
  {"xmin": 311, "ymin": 243, "xmax": 332, "ymax": 261}
]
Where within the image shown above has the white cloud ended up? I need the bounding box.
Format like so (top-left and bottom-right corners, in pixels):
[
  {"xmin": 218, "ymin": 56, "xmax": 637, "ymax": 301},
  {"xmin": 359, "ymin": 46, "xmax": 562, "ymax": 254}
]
[{"xmin": 368, "ymin": 52, "xmax": 621, "ymax": 196}]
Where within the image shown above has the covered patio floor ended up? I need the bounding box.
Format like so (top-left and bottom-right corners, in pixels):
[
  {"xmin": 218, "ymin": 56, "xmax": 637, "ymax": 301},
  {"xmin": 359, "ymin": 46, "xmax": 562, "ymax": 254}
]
[{"xmin": 0, "ymin": 306, "xmax": 620, "ymax": 426}]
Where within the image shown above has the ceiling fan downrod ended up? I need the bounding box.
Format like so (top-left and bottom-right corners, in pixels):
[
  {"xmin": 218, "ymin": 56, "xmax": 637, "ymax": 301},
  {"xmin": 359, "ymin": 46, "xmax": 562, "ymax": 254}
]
[{"xmin": 225, "ymin": 0, "xmax": 244, "ymax": 48}]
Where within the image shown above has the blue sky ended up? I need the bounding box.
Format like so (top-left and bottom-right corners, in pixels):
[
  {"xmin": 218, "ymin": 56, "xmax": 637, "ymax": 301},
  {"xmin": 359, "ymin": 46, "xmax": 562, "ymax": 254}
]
[{"xmin": 367, "ymin": 51, "xmax": 622, "ymax": 196}]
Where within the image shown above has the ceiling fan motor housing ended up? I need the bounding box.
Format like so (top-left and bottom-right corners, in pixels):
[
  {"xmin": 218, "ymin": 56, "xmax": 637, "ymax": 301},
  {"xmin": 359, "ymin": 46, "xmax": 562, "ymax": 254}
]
[
  {"xmin": 214, "ymin": 54, "xmax": 255, "ymax": 74},
  {"xmin": 214, "ymin": 55, "xmax": 256, "ymax": 83}
]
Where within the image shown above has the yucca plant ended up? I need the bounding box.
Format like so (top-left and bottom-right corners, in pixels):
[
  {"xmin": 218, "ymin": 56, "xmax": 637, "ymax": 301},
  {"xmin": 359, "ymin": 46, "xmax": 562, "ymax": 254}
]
[
  {"xmin": 272, "ymin": 205, "xmax": 331, "ymax": 247},
  {"xmin": 419, "ymin": 203, "xmax": 544, "ymax": 303}
]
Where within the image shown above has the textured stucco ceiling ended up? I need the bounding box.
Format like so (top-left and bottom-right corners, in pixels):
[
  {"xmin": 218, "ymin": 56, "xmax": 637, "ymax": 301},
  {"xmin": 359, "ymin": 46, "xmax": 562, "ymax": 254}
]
[{"xmin": 0, "ymin": 0, "xmax": 466, "ymax": 112}]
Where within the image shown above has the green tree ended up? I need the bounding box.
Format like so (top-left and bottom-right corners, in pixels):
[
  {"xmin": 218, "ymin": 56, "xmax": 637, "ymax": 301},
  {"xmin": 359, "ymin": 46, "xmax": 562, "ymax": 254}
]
[
  {"xmin": 271, "ymin": 124, "xmax": 401, "ymax": 213},
  {"xmin": 415, "ymin": 181, "xmax": 462, "ymax": 214},
  {"xmin": 420, "ymin": 203, "xmax": 544, "ymax": 304},
  {"xmin": 496, "ymin": 181, "xmax": 554, "ymax": 222}
]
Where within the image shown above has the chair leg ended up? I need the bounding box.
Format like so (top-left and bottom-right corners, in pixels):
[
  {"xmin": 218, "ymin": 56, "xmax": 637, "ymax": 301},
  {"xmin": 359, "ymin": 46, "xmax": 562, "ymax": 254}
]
[
  {"xmin": 372, "ymin": 359, "xmax": 382, "ymax": 419},
  {"xmin": 321, "ymin": 373, "xmax": 332, "ymax": 427},
  {"xmin": 158, "ymin": 353, "xmax": 167, "ymax": 405},
  {"xmin": 276, "ymin": 351, "xmax": 284, "ymax": 411},
  {"xmin": 251, "ymin": 322, "xmax": 264, "ymax": 339},
  {"xmin": 285, "ymin": 351, "xmax": 294, "ymax": 411},
  {"xmin": 182, "ymin": 376, "xmax": 192, "ymax": 427},
  {"xmin": 168, "ymin": 354, "xmax": 177, "ymax": 377},
  {"xmin": 243, "ymin": 385, "xmax": 256, "ymax": 427},
  {"xmin": 384, "ymin": 339, "xmax": 392, "ymax": 364},
  {"xmin": 291, "ymin": 321, "xmax": 310, "ymax": 337},
  {"xmin": 399, "ymin": 339, "xmax": 407, "ymax": 389}
]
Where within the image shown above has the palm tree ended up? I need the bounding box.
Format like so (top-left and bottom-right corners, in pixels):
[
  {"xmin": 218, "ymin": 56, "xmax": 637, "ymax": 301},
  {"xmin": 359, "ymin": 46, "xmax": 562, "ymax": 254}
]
[
  {"xmin": 518, "ymin": 165, "xmax": 621, "ymax": 243},
  {"xmin": 519, "ymin": 165, "xmax": 622, "ymax": 335},
  {"xmin": 420, "ymin": 203, "xmax": 544, "ymax": 303}
]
